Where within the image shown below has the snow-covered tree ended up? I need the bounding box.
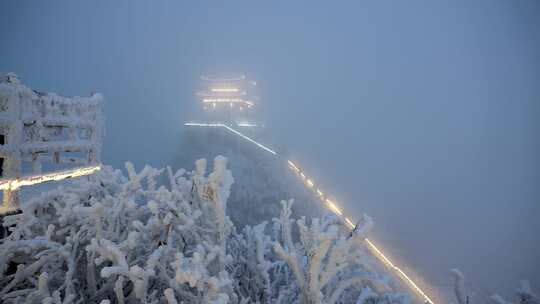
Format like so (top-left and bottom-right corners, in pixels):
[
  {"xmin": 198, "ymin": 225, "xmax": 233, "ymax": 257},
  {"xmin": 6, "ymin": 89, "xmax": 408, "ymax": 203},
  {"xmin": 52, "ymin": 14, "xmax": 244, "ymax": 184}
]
[
  {"xmin": 450, "ymin": 269, "xmax": 538, "ymax": 304},
  {"xmin": 227, "ymin": 222, "xmax": 272, "ymax": 303},
  {"xmin": 0, "ymin": 156, "xmax": 236, "ymax": 303},
  {"xmin": 0, "ymin": 156, "xmax": 405, "ymax": 303},
  {"xmin": 270, "ymin": 200, "xmax": 396, "ymax": 304}
]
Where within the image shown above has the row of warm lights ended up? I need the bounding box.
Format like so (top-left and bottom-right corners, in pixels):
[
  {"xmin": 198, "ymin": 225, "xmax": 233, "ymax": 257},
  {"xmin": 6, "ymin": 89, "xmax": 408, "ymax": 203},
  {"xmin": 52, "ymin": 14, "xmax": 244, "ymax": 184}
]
[
  {"xmin": 202, "ymin": 98, "xmax": 254, "ymax": 106},
  {"xmin": 185, "ymin": 123, "xmax": 435, "ymax": 304},
  {"xmin": 203, "ymin": 98, "xmax": 242, "ymax": 102},
  {"xmin": 286, "ymin": 159, "xmax": 435, "ymax": 304},
  {"xmin": 0, "ymin": 165, "xmax": 102, "ymax": 191},
  {"xmin": 211, "ymin": 88, "xmax": 239, "ymax": 92},
  {"xmin": 222, "ymin": 124, "xmax": 277, "ymax": 155},
  {"xmin": 288, "ymin": 160, "xmax": 347, "ymax": 219},
  {"xmin": 364, "ymin": 238, "xmax": 436, "ymax": 304},
  {"xmin": 204, "ymin": 104, "xmax": 251, "ymax": 111},
  {"xmin": 201, "ymin": 75, "xmax": 246, "ymax": 82},
  {"xmin": 184, "ymin": 123, "xmax": 277, "ymax": 155},
  {"xmin": 237, "ymin": 122, "xmax": 258, "ymax": 127}
]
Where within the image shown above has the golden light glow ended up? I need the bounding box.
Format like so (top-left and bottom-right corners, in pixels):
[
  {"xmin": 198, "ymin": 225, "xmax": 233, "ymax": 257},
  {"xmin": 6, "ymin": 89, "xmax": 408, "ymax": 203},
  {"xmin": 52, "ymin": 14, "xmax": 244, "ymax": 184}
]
[
  {"xmin": 203, "ymin": 98, "xmax": 244, "ymax": 103},
  {"xmin": 287, "ymin": 161, "xmax": 435, "ymax": 304},
  {"xmin": 221, "ymin": 125, "xmax": 277, "ymax": 155},
  {"xmin": 211, "ymin": 88, "xmax": 239, "ymax": 92},
  {"xmin": 345, "ymin": 217, "xmax": 355, "ymax": 229},
  {"xmin": 185, "ymin": 123, "xmax": 223, "ymax": 127},
  {"xmin": 183, "ymin": 121, "xmax": 436, "ymax": 304},
  {"xmin": 184, "ymin": 123, "xmax": 277, "ymax": 155},
  {"xmin": 325, "ymin": 199, "xmax": 343, "ymax": 216},
  {"xmin": 237, "ymin": 122, "xmax": 257, "ymax": 127},
  {"xmin": 288, "ymin": 160, "xmax": 300, "ymax": 172},
  {"xmin": 202, "ymin": 98, "xmax": 254, "ymax": 108},
  {"xmin": 283, "ymin": 159, "xmax": 435, "ymax": 303},
  {"xmin": 365, "ymin": 238, "xmax": 435, "ymax": 304},
  {"xmin": 0, "ymin": 165, "xmax": 101, "ymax": 191}
]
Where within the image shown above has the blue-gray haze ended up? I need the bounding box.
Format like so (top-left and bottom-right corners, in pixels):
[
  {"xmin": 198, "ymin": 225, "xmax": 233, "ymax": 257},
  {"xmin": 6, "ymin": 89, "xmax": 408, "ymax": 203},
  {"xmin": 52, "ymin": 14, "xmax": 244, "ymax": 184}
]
[{"xmin": 1, "ymin": 1, "xmax": 539, "ymax": 301}]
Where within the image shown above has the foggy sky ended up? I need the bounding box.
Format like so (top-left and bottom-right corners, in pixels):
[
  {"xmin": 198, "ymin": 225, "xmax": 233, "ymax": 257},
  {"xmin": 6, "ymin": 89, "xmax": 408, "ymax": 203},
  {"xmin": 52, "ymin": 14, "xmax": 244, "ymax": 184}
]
[{"xmin": 1, "ymin": 1, "xmax": 539, "ymax": 301}]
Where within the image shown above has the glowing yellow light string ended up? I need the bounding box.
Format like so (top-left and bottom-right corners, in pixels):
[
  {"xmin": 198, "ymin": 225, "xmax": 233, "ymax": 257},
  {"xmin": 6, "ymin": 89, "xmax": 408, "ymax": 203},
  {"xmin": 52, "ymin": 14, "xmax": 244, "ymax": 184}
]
[
  {"xmin": 288, "ymin": 160, "xmax": 300, "ymax": 172},
  {"xmin": 323, "ymin": 198, "xmax": 343, "ymax": 216},
  {"xmin": 211, "ymin": 88, "xmax": 239, "ymax": 92},
  {"xmin": 184, "ymin": 123, "xmax": 277, "ymax": 155},
  {"xmin": 0, "ymin": 165, "xmax": 101, "ymax": 191},
  {"xmin": 203, "ymin": 98, "xmax": 244, "ymax": 103},
  {"xmin": 287, "ymin": 160, "xmax": 435, "ymax": 304},
  {"xmin": 364, "ymin": 238, "xmax": 435, "ymax": 304},
  {"xmin": 237, "ymin": 122, "xmax": 257, "ymax": 127},
  {"xmin": 344, "ymin": 217, "xmax": 355, "ymax": 229}
]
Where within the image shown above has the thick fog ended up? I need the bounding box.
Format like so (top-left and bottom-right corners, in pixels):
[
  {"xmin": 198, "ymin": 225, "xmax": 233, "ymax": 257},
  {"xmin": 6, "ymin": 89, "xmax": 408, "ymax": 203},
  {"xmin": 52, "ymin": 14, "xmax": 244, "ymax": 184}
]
[{"xmin": 2, "ymin": 1, "xmax": 539, "ymax": 301}]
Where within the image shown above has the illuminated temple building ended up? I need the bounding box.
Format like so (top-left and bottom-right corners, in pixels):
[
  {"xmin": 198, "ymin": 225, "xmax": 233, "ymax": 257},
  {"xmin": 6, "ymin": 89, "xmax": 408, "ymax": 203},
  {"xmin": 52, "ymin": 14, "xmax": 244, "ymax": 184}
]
[{"xmin": 195, "ymin": 74, "xmax": 259, "ymax": 127}]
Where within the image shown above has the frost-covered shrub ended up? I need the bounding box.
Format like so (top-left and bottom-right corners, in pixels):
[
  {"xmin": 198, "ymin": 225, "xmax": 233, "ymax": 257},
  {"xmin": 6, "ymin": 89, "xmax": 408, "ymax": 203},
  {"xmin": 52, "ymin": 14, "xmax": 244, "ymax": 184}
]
[
  {"xmin": 0, "ymin": 156, "xmax": 235, "ymax": 304},
  {"xmin": 270, "ymin": 200, "xmax": 396, "ymax": 304},
  {"xmin": 0, "ymin": 156, "xmax": 404, "ymax": 303},
  {"xmin": 450, "ymin": 269, "xmax": 538, "ymax": 304}
]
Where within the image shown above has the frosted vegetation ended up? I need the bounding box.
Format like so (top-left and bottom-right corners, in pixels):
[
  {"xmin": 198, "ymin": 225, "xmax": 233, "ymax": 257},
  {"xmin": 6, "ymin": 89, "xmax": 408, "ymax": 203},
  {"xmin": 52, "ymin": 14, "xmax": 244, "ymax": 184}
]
[
  {"xmin": 450, "ymin": 269, "xmax": 538, "ymax": 304},
  {"xmin": 0, "ymin": 156, "xmax": 405, "ymax": 304},
  {"xmin": 176, "ymin": 128, "xmax": 325, "ymax": 228}
]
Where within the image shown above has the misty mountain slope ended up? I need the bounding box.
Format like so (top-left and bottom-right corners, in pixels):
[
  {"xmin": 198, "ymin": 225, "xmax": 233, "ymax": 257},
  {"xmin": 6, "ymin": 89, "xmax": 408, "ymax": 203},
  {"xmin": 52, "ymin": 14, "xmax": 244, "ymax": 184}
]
[
  {"xmin": 173, "ymin": 127, "xmax": 447, "ymax": 303},
  {"xmin": 174, "ymin": 126, "xmax": 325, "ymax": 227}
]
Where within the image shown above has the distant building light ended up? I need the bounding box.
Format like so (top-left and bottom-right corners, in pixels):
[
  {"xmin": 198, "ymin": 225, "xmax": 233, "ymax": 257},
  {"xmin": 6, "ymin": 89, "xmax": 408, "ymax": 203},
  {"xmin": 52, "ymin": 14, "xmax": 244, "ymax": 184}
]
[
  {"xmin": 237, "ymin": 122, "xmax": 257, "ymax": 127},
  {"xmin": 211, "ymin": 88, "xmax": 239, "ymax": 92},
  {"xmin": 203, "ymin": 98, "xmax": 245, "ymax": 103}
]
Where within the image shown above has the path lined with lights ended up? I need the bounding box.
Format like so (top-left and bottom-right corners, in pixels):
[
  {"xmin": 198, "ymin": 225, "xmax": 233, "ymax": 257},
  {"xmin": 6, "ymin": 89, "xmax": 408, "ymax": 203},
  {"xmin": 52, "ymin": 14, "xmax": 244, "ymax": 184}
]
[{"xmin": 185, "ymin": 122, "xmax": 435, "ymax": 304}]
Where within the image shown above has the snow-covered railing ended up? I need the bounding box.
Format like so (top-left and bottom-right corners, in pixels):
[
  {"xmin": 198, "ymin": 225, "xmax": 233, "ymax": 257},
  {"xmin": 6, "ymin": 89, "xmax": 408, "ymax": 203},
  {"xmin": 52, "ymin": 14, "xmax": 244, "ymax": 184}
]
[
  {"xmin": 0, "ymin": 73, "xmax": 103, "ymax": 212},
  {"xmin": 185, "ymin": 121, "xmax": 437, "ymax": 304}
]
